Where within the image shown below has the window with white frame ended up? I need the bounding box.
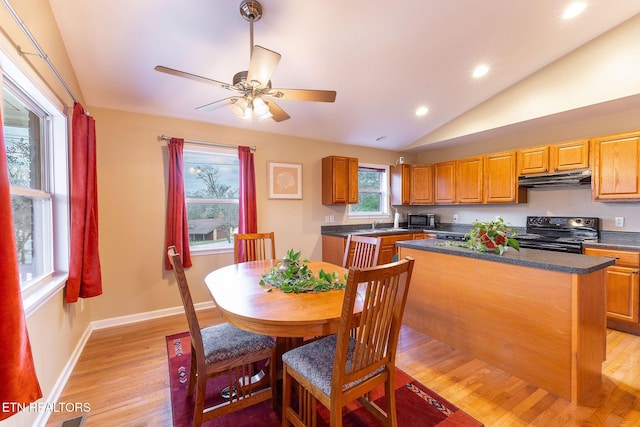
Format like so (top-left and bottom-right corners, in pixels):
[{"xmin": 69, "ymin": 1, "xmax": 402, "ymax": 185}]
[
  {"xmin": 183, "ymin": 144, "xmax": 239, "ymax": 253},
  {"xmin": 2, "ymin": 52, "xmax": 69, "ymax": 313},
  {"xmin": 348, "ymin": 163, "xmax": 390, "ymax": 218}
]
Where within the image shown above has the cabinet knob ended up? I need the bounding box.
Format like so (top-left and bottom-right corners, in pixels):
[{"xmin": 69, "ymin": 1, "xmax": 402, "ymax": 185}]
[{"xmin": 543, "ymin": 168, "xmax": 548, "ymax": 172}]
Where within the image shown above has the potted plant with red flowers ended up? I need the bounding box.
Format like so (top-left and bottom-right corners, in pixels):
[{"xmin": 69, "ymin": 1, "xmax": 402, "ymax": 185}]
[{"xmin": 464, "ymin": 217, "xmax": 520, "ymax": 255}]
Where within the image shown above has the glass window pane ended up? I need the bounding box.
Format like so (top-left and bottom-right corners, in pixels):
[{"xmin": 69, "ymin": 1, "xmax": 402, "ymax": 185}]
[
  {"xmin": 3, "ymin": 88, "xmax": 42, "ymax": 190},
  {"xmin": 11, "ymin": 195, "xmax": 53, "ymax": 288},
  {"xmin": 184, "ymin": 148, "xmax": 239, "ymax": 250}
]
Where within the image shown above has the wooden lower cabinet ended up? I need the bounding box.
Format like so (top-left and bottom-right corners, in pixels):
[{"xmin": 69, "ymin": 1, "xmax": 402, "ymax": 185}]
[
  {"xmin": 584, "ymin": 246, "xmax": 640, "ymax": 331},
  {"xmin": 322, "ymin": 232, "xmax": 422, "ymax": 266},
  {"xmin": 378, "ymin": 234, "xmax": 414, "ymax": 264}
]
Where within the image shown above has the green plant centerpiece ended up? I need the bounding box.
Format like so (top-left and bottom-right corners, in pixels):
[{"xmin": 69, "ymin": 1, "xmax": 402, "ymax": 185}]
[
  {"xmin": 440, "ymin": 217, "xmax": 520, "ymax": 255},
  {"xmin": 259, "ymin": 249, "xmax": 347, "ymax": 293}
]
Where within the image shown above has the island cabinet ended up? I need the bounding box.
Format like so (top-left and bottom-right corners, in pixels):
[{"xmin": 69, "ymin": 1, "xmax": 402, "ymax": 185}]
[
  {"xmin": 591, "ymin": 131, "xmax": 640, "ymax": 201},
  {"xmin": 397, "ymin": 241, "xmax": 611, "ymax": 404},
  {"xmin": 484, "ymin": 151, "xmax": 526, "ymax": 203},
  {"xmin": 455, "ymin": 156, "xmax": 483, "ymax": 203},
  {"xmin": 434, "ymin": 161, "xmax": 456, "ymax": 204},
  {"xmin": 518, "ymin": 139, "xmax": 589, "ymax": 175},
  {"xmin": 322, "ymin": 156, "xmax": 358, "ymax": 204},
  {"xmin": 584, "ymin": 246, "xmax": 640, "ymax": 331}
]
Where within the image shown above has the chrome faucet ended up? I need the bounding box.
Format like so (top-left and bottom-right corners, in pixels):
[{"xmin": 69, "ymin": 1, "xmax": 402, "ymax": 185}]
[{"xmin": 371, "ymin": 219, "xmax": 381, "ymax": 230}]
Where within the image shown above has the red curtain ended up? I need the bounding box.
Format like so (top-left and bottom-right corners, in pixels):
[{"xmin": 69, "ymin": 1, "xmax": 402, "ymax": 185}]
[
  {"xmin": 0, "ymin": 102, "xmax": 42, "ymax": 420},
  {"xmin": 67, "ymin": 103, "xmax": 102, "ymax": 303},
  {"xmin": 238, "ymin": 146, "xmax": 257, "ymax": 235},
  {"xmin": 237, "ymin": 146, "xmax": 256, "ymax": 262},
  {"xmin": 164, "ymin": 137, "xmax": 192, "ymax": 269}
]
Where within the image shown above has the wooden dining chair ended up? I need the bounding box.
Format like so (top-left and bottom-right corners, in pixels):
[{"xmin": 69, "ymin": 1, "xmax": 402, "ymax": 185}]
[
  {"xmin": 342, "ymin": 234, "xmax": 381, "ymax": 268},
  {"xmin": 281, "ymin": 256, "xmax": 415, "ymax": 427},
  {"xmin": 233, "ymin": 232, "xmax": 277, "ymax": 263},
  {"xmin": 167, "ymin": 246, "xmax": 276, "ymax": 427}
]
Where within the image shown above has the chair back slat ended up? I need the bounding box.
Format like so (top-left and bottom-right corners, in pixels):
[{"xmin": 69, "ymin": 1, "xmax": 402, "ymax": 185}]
[
  {"xmin": 234, "ymin": 232, "xmax": 276, "ymax": 263},
  {"xmin": 167, "ymin": 246, "xmax": 205, "ymax": 358},
  {"xmin": 333, "ymin": 257, "xmax": 414, "ymax": 389},
  {"xmin": 342, "ymin": 235, "xmax": 381, "ymax": 268}
]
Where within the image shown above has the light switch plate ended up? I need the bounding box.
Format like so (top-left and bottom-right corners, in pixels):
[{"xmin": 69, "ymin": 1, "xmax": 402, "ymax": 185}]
[{"xmin": 615, "ymin": 217, "xmax": 624, "ymax": 227}]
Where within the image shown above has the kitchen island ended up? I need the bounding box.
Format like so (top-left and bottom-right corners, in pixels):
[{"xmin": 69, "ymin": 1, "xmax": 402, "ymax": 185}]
[{"xmin": 397, "ymin": 239, "xmax": 615, "ymax": 404}]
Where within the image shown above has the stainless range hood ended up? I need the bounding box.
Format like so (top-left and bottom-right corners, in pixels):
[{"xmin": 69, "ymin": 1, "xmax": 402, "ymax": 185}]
[{"xmin": 518, "ymin": 169, "xmax": 592, "ymax": 188}]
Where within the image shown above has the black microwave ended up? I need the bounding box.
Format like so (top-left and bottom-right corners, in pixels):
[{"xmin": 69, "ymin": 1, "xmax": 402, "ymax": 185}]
[{"xmin": 407, "ymin": 214, "xmax": 436, "ymax": 229}]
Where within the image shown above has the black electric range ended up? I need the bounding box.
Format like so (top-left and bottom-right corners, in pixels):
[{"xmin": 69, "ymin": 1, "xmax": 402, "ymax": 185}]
[{"xmin": 516, "ymin": 216, "xmax": 599, "ymax": 254}]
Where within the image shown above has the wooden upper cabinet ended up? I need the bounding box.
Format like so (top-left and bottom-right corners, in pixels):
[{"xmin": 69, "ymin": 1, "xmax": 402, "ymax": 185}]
[
  {"xmin": 434, "ymin": 161, "xmax": 456, "ymax": 204},
  {"xmin": 456, "ymin": 157, "xmax": 483, "ymax": 203},
  {"xmin": 519, "ymin": 140, "xmax": 589, "ymax": 175},
  {"xmin": 322, "ymin": 156, "xmax": 358, "ymax": 204},
  {"xmin": 390, "ymin": 164, "xmax": 411, "ymax": 205},
  {"xmin": 518, "ymin": 145, "xmax": 550, "ymax": 175},
  {"xmin": 484, "ymin": 151, "xmax": 525, "ymax": 203},
  {"xmin": 550, "ymin": 139, "xmax": 590, "ymax": 172},
  {"xmin": 592, "ymin": 131, "xmax": 640, "ymax": 201},
  {"xmin": 410, "ymin": 164, "xmax": 433, "ymax": 204}
]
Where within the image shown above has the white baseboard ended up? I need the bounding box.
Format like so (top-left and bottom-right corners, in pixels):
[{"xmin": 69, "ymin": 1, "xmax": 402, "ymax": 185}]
[{"xmin": 35, "ymin": 302, "xmax": 216, "ymax": 427}]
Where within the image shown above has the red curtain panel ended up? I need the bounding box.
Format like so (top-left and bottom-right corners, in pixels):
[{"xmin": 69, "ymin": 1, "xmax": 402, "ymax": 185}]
[
  {"xmin": 164, "ymin": 137, "xmax": 192, "ymax": 269},
  {"xmin": 0, "ymin": 103, "xmax": 42, "ymax": 420},
  {"xmin": 67, "ymin": 103, "xmax": 102, "ymax": 302},
  {"xmin": 238, "ymin": 146, "xmax": 257, "ymax": 234}
]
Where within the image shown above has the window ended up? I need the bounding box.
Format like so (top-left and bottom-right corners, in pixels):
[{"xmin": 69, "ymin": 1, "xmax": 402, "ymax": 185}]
[
  {"xmin": 184, "ymin": 145, "xmax": 239, "ymax": 253},
  {"xmin": 348, "ymin": 163, "xmax": 390, "ymax": 218},
  {"xmin": 2, "ymin": 50, "xmax": 69, "ymax": 314}
]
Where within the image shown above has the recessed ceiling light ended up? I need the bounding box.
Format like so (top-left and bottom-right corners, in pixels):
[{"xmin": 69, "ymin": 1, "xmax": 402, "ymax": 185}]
[
  {"xmin": 472, "ymin": 64, "xmax": 490, "ymax": 79},
  {"xmin": 415, "ymin": 106, "xmax": 429, "ymax": 116},
  {"xmin": 563, "ymin": 2, "xmax": 587, "ymax": 19}
]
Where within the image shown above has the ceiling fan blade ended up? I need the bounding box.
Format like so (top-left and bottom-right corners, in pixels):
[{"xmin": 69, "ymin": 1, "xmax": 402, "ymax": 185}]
[
  {"xmin": 155, "ymin": 65, "xmax": 238, "ymax": 92},
  {"xmin": 246, "ymin": 45, "xmax": 281, "ymax": 88},
  {"xmin": 265, "ymin": 100, "xmax": 290, "ymax": 122},
  {"xmin": 196, "ymin": 97, "xmax": 240, "ymax": 112},
  {"xmin": 268, "ymin": 88, "xmax": 337, "ymax": 103}
]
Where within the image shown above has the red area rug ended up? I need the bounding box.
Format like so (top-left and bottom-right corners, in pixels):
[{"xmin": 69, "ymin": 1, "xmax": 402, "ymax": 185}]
[{"xmin": 166, "ymin": 332, "xmax": 483, "ymax": 427}]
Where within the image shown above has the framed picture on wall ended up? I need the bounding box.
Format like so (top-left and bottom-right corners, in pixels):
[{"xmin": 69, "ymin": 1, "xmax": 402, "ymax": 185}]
[{"xmin": 268, "ymin": 161, "xmax": 302, "ymax": 199}]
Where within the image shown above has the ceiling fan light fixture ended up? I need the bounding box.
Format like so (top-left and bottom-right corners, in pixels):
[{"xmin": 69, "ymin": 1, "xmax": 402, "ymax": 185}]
[
  {"xmin": 415, "ymin": 106, "xmax": 429, "ymax": 116},
  {"xmin": 253, "ymin": 97, "xmax": 269, "ymax": 116}
]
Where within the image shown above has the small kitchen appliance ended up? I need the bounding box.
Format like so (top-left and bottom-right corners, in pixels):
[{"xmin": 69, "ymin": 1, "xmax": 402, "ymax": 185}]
[
  {"xmin": 407, "ymin": 213, "xmax": 437, "ymax": 229},
  {"xmin": 516, "ymin": 216, "xmax": 599, "ymax": 253}
]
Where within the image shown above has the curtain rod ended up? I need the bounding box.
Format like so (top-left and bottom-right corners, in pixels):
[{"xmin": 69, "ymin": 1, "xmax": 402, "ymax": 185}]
[
  {"xmin": 159, "ymin": 135, "xmax": 256, "ymax": 152},
  {"xmin": 2, "ymin": 0, "xmax": 80, "ymax": 106}
]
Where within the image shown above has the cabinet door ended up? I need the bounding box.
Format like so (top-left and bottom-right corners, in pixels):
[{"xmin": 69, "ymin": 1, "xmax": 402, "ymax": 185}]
[
  {"xmin": 434, "ymin": 161, "xmax": 456, "ymax": 204},
  {"xmin": 584, "ymin": 246, "xmax": 640, "ymax": 324},
  {"xmin": 348, "ymin": 157, "xmax": 359, "ymax": 204},
  {"xmin": 605, "ymin": 266, "xmax": 640, "ymax": 323},
  {"xmin": 592, "ymin": 132, "xmax": 640, "ymax": 201},
  {"xmin": 410, "ymin": 164, "xmax": 433, "ymax": 204},
  {"xmin": 550, "ymin": 139, "xmax": 589, "ymax": 172},
  {"xmin": 484, "ymin": 151, "xmax": 521, "ymax": 203},
  {"xmin": 518, "ymin": 145, "xmax": 549, "ymax": 175},
  {"xmin": 390, "ymin": 164, "xmax": 411, "ymax": 205},
  {"xmin": 456, "ymin": 157, "xmax": 483, "ymax": 203},
  {"xmin": 322, "ymin": 235, "xmax": 347, "ymax": 265}
]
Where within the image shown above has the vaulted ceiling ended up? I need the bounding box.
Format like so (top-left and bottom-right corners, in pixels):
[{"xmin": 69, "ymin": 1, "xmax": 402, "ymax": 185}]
[{"xmin": 48, "ymin": 1, "xmax": 640, "ymax": 151}]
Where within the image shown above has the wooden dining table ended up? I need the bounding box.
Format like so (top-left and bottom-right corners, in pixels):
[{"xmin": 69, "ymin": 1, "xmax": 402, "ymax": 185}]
[{"xmin": 204, "ymin": 259, "xmax": 349, "ymax": 338}]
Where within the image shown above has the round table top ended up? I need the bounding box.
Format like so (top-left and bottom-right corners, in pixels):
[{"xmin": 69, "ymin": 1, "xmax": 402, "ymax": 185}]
[{"xmin": 204, "ymin": 260, "xmax": 349, "ymax": 338}]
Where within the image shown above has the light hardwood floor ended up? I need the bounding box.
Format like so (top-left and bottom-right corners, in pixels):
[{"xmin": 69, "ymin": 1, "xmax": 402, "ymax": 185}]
[{"xmin": 46, "ymin": 309, "xmax": 640, "ymax": 426}]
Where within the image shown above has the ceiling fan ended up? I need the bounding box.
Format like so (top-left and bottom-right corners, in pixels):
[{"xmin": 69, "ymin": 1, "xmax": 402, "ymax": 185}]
[{"xmin": 155, "ymin": 0, "xmax": 336, "ymax": 122}]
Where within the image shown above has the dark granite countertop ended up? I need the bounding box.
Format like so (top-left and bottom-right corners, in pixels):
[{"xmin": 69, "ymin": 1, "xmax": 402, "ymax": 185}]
[
  {"xmin": 397, "ymin": 238, "xmax": 615, "ymax": 274},
  {"xmin": 584, "ymin": 231, "xmax": 640, "ymax": 251}
]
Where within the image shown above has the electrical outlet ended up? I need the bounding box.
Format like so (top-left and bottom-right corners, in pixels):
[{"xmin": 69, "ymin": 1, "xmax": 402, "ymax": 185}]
[
  {"xmin": 452, "ymin": 214, "xmax": 459, "ymax": 223},
  {"xmin": 615, "ymin": 217, "xmax": 624, "ymax": 227}
]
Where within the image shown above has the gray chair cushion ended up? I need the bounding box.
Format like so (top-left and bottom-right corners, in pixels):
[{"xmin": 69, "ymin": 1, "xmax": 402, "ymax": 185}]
[
  {"xmin": 201, "ymin": 323, "xmax": 275, "ymax": 364},
  {"xmin": 282, "ymin": 334, "xmax": 385, "ymax": 396}
]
